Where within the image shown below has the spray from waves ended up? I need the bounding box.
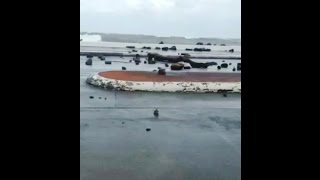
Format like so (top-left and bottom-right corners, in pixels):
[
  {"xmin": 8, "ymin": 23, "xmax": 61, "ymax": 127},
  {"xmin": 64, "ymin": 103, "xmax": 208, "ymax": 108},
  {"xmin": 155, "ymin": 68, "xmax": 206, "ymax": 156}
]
[{"xmin": 80, "ymin": 34, "xmax": 102, "ymax": 42}]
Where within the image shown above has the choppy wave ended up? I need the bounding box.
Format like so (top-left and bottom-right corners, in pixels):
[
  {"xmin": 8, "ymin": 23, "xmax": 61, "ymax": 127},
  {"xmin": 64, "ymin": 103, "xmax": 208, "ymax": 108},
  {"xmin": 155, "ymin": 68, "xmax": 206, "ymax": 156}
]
[{"xmin": 80, "ymin": 34, "xmax": 102, "ymax": 42}]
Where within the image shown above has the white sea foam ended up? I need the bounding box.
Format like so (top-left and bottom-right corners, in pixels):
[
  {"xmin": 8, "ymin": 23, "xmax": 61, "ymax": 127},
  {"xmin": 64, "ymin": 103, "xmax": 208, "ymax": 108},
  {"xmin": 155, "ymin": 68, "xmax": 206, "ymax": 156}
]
[{"xmin": 80, "ymin": 34, "xmax": 102, "ymax": 42}]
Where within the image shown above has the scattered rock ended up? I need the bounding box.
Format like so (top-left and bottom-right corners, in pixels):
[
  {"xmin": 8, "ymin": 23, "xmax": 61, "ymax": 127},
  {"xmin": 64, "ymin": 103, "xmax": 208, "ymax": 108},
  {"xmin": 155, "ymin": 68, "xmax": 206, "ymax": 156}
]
[
  {"xmin": 122, "ymin": 67, "xmax": 127, "ymax": 70},
  {"xmin": 229, "ymin": 49, "xmax": 234, "ymax": 53},
  {"xmin": 98, "ymin": 56, "xmax": 105, "ymax": 60},
  {"xmin": 185, "ymin": 48, "xmax": 193, "ymax": 51},
  {"xmin": 194, "ymin": 48, "xmax": 211, "ymax": 52},
  {"xmin": 223, "ymin": 94, "xmax": 227, "ymax": 97},
  {"xmin": 155, "ymin": 47, "xmax": 161, "ymax": 50},
  {"xmin": 233, "ymin": 67, "xmax": 236, "ymax": 72},
  {"xmin": 154, "ymin": 109, "xmax": 159, "ymax": 117},
  {"xmin": 229, "ymin": 63, "xmax": 232, "ymax": 65},
  {"xmin": 146, "ymin": 128, "xmax": 151, "ymax": 132},
  {"xmin": 86, "ymin": 55, "xmax": 93, "ymax": 58},
  {"xmin": 147, "ymin": 52, "xmax": 216, "ymax": 69},
  {"xmin": 158, "ymin": 69, "xmax": 166, "ymax": 75},
  {"xmin": 237, "ymin": 63, "xmax": 241, "ymax": 71},
  {"xmin": 89, "ymin": 96, "xmax": 94, "ymax": 99},
  {"xmin": 85, "ymin": 59, "xmax": 92, "ymax": 66},
  {"xmin": 148, "ymin": 58, "xmax": 156, "ymax": 64},
  {"xmin": 144, "ymin": 61, "xmax": 147, "ymax": 64},
  {"xmin": 99, "ymin": 97, "xmax": 102, "ymax": 99},
  {"xmin": 126, "ymin": 46, "xmax": 135, "ymax": 49},
  {"xmin": 217, "ymin": 66, "xmax": 221, "ymax": 70},
  {"xmin": 122, "ymin": 122, "xmax": 125, "ymax": 124},
  {"xmin": 169, "ymin": 46, "xmax": 177, "ymax": 51},
  {"xmin": 162, "ymin": 47, "xmax": 169, "ymax": 51},
  {"xmin": 196, "ymin": 42, "xmax": 204, "ymax": 45},
  {"xmin": 171, "ymin": 63, "xmax": 184, "ymax": 70},
  {"xmin": 221, "ymin": 63, "xmax": 228, "ymax": 68},
  {"xmin": 184, "ymin": 66, "xmax": 191, "ymax": 69},
  {"xmin": 206, "ymin": 43, "xmax": 212, "ymax": 45},
  {"xmin": 132, "ymin": 50, "xmax": 137, "ymax": 52},
  {"xmin": 159, "ymin": 41, "xmax": 164, "ymax": 44},
  {"xmin": 142, "ymin": 46, "xmax": 151, "ymax": 50},
  {"xmin": 104, "ymin": 97, "xmax": 107, "ymax": 100},
  {"xmin": 105, "ymin": 61, "xmax": 112, "ymax": 64},
  {"xmin": 165, "ymin": 63, "xmax": 169, "ymax": 67},
  {"xmin": 220, "ymin": 44, "xmax": 226, "ymax": 46}
]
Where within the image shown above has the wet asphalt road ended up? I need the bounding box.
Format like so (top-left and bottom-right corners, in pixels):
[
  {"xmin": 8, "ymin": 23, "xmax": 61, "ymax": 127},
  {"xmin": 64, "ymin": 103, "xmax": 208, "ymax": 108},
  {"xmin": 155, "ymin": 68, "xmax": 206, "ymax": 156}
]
[{"xmin": 80, "ymin": 56, "xmax": 241, "ymax": 180}]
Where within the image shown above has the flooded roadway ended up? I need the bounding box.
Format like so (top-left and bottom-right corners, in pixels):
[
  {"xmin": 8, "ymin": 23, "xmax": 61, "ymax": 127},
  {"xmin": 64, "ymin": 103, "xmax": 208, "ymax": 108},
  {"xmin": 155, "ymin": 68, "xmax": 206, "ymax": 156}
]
[{"xmin": 80, "ymin": 56, "xmax": 241, "ymax": 180}]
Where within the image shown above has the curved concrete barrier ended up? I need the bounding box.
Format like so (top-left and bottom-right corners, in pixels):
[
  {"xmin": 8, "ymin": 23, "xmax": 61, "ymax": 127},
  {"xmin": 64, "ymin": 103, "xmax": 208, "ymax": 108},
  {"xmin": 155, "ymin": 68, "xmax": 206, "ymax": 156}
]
[{"xmin": 86, "ymin": 71, "xmax": 241, "ymax": 93}]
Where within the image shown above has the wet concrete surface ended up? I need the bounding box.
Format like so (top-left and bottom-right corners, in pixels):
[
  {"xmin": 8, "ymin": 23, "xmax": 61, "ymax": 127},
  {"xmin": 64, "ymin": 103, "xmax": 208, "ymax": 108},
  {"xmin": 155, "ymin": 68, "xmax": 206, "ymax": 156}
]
[{"xmin": 80, "ymin": 56, "xmax": 241, "ymax": 180}]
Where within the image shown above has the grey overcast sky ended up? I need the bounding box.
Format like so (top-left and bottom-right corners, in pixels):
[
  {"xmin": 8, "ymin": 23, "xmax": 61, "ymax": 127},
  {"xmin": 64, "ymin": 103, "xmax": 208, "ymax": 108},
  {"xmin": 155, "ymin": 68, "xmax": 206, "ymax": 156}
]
[{"xmin": 80, "ymin": 0, "xmax": 241, "ymax": 38}]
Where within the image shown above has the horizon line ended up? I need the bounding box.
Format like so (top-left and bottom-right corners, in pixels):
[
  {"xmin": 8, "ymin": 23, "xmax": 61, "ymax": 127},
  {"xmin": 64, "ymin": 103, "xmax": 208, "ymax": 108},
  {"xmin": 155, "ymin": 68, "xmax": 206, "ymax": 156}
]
[{"xmin": 80, "ymin": 32, "xmax": 241, "ymax": 40}]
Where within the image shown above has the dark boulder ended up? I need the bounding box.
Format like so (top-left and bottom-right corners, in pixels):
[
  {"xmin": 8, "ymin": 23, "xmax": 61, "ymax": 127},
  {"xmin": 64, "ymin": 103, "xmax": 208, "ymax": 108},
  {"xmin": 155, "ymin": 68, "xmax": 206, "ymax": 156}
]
[
  {"xmin": 85, "ymin": 59, "xmax": 92, "ymax": 65},
  {"xmin": 171, "ymin": 63, "xmax": 184, "ymax": 70},
  {"xmin": 105, "ymin": 61, "xmax": 112, "ymax": 65},
  {"xmin": 98, "ymin": 56, "xmax": 105, "ymax": 60},
  {"xmin": 221, "ymin": 63, "xmax": 228, "ymax": 68},
  {"xmin": 148, "ymin": 59, "xmax": 156, "ymax": 64},
  {"xmin": 142, "ymin": 46, "xmax": 151, "ymax": 49},
  {"xmin": 162, "ymin": 47, "xmax": 169, "ymax": 51},
  {"xmin": 194, "ymin": 48, "xmax": 211, "ymax": 52},
  {"xmin": 147, "ymin": 53, "xmax": 217, "ymax": 69},
  {"xmin": 158, "ymin": 68, "xmax": 166, "ymax": 75},
  {"xmin": 154, "ymin": 109, "xmax": 159, "ymax": 117},
  {"xmin": 237, "ymin": 63, "xmax": 241, "ymax": 71},
  {"xmin": 169, "ymin": 46, "xmax": 177, "ymax": 51}
]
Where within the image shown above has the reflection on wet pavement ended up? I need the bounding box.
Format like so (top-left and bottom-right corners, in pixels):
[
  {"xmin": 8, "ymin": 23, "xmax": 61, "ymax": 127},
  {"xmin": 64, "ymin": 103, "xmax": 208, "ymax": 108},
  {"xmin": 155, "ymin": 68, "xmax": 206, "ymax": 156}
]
[{"xmin": 80, "ymin": 56, "xmax": 241, "ymax": 180}]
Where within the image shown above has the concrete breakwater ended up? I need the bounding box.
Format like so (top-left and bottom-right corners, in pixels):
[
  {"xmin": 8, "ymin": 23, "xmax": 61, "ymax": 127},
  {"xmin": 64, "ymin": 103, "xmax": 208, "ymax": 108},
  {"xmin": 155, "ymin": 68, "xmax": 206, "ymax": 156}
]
[{"xmin": 86, "ymin": 71, "xmax": 241, "ymax": 93}]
